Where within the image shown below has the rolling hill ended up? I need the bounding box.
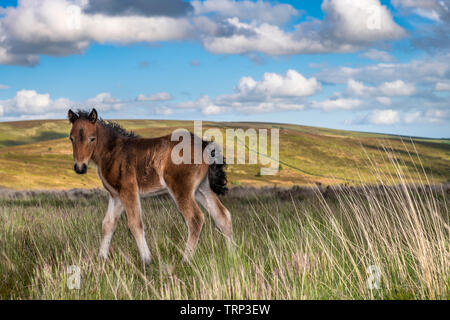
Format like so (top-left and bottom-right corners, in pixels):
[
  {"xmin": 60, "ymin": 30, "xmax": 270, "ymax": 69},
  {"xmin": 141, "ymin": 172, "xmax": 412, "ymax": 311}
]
[{"xmin": 0, "ymin": 119, "xmax": 448, "ymax": 190}]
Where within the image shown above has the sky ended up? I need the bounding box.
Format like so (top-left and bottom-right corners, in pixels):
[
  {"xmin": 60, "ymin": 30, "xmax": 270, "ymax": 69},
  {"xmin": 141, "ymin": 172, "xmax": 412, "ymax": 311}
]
[{"xmin": 0, "ymin": 0, "xmax": 449, "ymax": 138}]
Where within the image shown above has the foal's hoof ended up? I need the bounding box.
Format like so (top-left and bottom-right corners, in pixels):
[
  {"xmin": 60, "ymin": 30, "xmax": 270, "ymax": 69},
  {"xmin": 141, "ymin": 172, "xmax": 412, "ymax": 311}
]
[
  {"xmin": 142, "ymin": 258, "xmax": 152, "ymax": 266},
  {"xmin": 98, "ymin": 253, "xmax": 109, "ymax": 262}
]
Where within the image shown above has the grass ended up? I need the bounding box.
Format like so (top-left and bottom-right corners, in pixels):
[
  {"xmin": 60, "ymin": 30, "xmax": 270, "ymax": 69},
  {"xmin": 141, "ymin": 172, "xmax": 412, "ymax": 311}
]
[
  {"xmin": 0, "ymin": 155, "xmax": 448, "ymax": 299},
  {"xmin": 0, "ymin": 120, "xmax": 449, "ymax": 189}
]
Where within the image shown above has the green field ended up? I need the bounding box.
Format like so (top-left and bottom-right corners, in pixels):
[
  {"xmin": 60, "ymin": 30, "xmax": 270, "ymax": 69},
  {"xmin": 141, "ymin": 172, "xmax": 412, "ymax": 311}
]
[
  {"xmin": 0, "ymin": 182, "xmax": 448, "ymax": 299},
  {"xmin": 0, "ymin": 119, "xmax": 449, "ymax": 189}
]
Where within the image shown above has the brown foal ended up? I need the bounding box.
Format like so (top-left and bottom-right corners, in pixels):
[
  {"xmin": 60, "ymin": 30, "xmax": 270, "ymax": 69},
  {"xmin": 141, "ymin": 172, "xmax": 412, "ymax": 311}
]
[{"xmin": 68, "ymin": 109, "xmax": 232, "ymax": 264}]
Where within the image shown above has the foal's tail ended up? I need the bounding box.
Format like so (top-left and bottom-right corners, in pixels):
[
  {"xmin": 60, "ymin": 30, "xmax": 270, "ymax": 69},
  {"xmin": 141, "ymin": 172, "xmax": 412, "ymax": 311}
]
[
  {"xmin": 206, "ymin": 142, "xmax": 228, "ymax": 195},
  {"xmin": 208, "ymin": 162, "xmax": 228, "ymax": 195}
]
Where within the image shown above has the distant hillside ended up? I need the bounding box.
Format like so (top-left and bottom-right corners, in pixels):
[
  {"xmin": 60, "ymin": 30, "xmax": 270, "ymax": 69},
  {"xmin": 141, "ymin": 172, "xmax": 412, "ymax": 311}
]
[{"xmin": 0, "ymin": 120, "xmax": 448, "ymax": 190}]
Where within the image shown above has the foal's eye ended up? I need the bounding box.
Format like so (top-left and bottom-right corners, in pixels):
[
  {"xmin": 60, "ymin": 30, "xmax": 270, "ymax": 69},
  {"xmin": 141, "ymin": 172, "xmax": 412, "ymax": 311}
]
[{"xmin": 90, "ymin": 137, "xmax": 96, "ymax": 142}]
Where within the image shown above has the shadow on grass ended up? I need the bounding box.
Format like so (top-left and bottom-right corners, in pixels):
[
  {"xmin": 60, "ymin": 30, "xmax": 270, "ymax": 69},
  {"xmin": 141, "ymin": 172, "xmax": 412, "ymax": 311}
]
[{"xmin": 0, "ymin": 131, "xmax": 68, "ymax": 147}]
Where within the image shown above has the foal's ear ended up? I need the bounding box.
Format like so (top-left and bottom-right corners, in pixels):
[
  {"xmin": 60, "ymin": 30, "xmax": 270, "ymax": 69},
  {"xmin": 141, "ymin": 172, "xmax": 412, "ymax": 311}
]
[
  {"xmin": 68, "ymin": 109, "xmax": 78, "ymax": 124},
  {"xmin": 88, "ymin": 108, "xmax": 98, "ymax": 124}
]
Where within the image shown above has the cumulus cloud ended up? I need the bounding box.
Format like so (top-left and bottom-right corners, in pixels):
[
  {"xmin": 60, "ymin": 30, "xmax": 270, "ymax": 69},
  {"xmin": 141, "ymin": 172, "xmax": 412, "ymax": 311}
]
[
  {"xmin": 155, "ymin": 106, "xmax": 174, "ymax": 115},
  {"xmin": 392, "ymin": 0, "xmax": 449, "ymax": 22},
  {"xmin": 136, "ymin": 92, "xmax": 173, "ymax": 102},
  {"xmin": 84, "ymin": 0, "xmax": 193, "ymax": 17},
  {"xmin": 434, "ymin": 82, "xmax": 450, "ymax": 91},
  {"xmin": 175, "ymin": 70, "xmax": 316, "ymax": 115},
  {"xmin": 364, "ymin": 109, "xmax": 400, "ymax": 125},
  {"xmin": 392, "ymin": 0, "xmax": 450, "ymax": 51},
  {"xmin": 192, "ymin": 0, "xmax": 300, "ymax": 25},
  {"xmin": 198, "ymin": 0, "xmax": 405, "ymax": 56},
  {"xmin": 354, "ymin": 108, "xmax": 449, "ymax": 126},
  {"xmin": 376, "ymin": 96, "xmax": 392, "ymax": 106},
  {"xmin": 345, "ymin": 79, "xmax": 416, "ymax": 97},
  {"xmin": 215, "ymin": 70, "xmax": 319, "ymax": 113},
  {"xmin": 345, "ymin": 79, "xmax": 376, "ymax": 96},
  {"xmin": 177, "ymin": 95, "xmax": 228, "ymax": 115},
  {"xmin": 0, "ymin": 0, "xmax": 408, "ymax": 65},
  {"xmin": 0, "ymin": 0, "xmax": 193, "ymax": 65},
  {"xmin": 85, "ymin": 92, "xmax": 124, "ymax": 110},
  {"xmin": 320, "ymin": 0, "xmax": 406, "ymax": 44},
  {"xmin": 378, "ymin": 80, "xmax": 416, "ymax": 96},
  {"xmin": 311, "ymin": 98, "xmax": 363, "ymax": 111},
  {"xmin": 361, "ymin": 49, "xmax": 395, "ymax": 62},
  {"xmin": 404, "ymin": 109, "xmax": 449, "ymax": 124},
  {"xmin": 0, "ymin": 89, "xmax": 130, "ymax": 118},
  {"xmin": 315, "ymin": 54, "xmax": 450, "ymax": 85},
  {"xmin": 403, "ymin": 111, "xmax": 422, "ymax": 124},
  {"xmin": 229, "ymin": 69, "xmax": 321, "ymax": 100},
  {"xmin": 0, "ymin": 89, "xmax": 73, "ymax": 115}
]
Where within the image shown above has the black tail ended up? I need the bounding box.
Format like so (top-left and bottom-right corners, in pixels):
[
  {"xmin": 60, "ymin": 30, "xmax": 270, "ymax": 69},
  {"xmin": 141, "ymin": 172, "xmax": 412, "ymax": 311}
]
[
  {"xmin": 208, "ymin": 161, "xmax": 228, "ymax": 195},
  {"xmin": 203, "ymin": 140, "xmax": 228, "ymax": 195}
]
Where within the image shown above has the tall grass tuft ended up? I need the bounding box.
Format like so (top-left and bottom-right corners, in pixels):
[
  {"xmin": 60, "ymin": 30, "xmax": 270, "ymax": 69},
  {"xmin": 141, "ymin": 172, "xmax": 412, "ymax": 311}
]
[{"xmin": 0, "ymin": 146, "xmax": 448, "ymax": 299}]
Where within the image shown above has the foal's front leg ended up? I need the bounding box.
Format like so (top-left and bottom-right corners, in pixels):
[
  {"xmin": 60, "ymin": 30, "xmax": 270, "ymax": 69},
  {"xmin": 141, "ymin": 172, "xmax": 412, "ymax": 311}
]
[
  {"xmin": 99, "ymin": 196, "xmax": 123, "ymax": 259},
  {"xmin": 120, "ymin": 189, "xmax": 152, "ymax": 265}
]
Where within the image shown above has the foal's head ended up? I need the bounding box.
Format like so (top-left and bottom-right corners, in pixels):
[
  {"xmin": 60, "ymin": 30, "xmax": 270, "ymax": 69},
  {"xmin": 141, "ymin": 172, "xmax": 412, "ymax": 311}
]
[{"xmin": 68, "ymin": 109, "xmax": 98, "ymax": 174}]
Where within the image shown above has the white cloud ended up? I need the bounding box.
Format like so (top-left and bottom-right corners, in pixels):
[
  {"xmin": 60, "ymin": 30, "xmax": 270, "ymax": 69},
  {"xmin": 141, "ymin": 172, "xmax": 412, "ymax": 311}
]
[
  {"xmin": 215, "ymin": 70, "xmax": 318, "ymax": 113},
  {"xmin": 378, "ymin": 80, "xmax": 416, "ymax": 96},
  {"xmin": 321, "ymin": 0, "xmax": 406, "ymax": 44},
  {"xmin": 0, "ymin": 89, "xmax": 129, "ymax": 118},
  {"xmin": 345, "ymin": 78, "xmax": 416, "ymax": 98},
  {"xmin": 155, "ymin": 106, "xmax": 174, "ymax": 115},
  {"xmin": 361, "ymin": 49, "xmax": 395, "ymax": 62},
  {"xmin": 376, "ymin": 96, "xmax": 392, "ymax": 105},
  {"xmin": 365, "ymin": 109, "xmax": 400, "ymax": 125},
  {"xmin": 86, "ymin": 92, "xmax": 123, "ymax": 110},
  {"xmin": 192, "ymin": 0, "xmax": 300, "ymax": 25},
  {"xmin": 232, "ymin": 69, "xmax": 321, "ymax": 99},
  {"xmin": 392, "ymin": 0, "xmax": 448, "ymax": 21},
  {"xmin": 0, "ymin": 0, "xmax": 193, "ymax": 65},
  {"xmin": 403, "ymin": 109, "xmax": 449, "ymax": 124},
  {"xmin": 424, "ymin": 108, "xmax": 450, "ymax": 123},
  {"xmin": 434, "ymin": 82, "xmax": 450, "ymax": 91},
  {"xmin": 199, "ymin": 17, "xmax": 343, "ymax": 56},
  {"xmin": 202, "ymin": 104, "xmax": 226, "ymax": 115},
  {"xmin": 0, "ymin": 0, "xmax": 408, "ymax": 65},
  {"xmin": 175, "ymin": 70, "xmax": 315, "ymax": 115},
  {"xmin": 345, "ymin": 79, "xmax": 376, "ymax": 96},
  {"xmin": 311, "ymin": 98, "xmax": 363, "ymax": 111},
  {"xmin": 315, "ymin": 54, "xmax": 450, "ymax": 85},
  {"xmin": 177, "ymin": 95, "xmax": 228, "ymax": 115},
  {"xmin": 0, "ymin": 89, "xmax": 73, "ymax": 115},
  {"xmin": 404, "ymin": 111, "xmax": 422, "ymax": 124},
  {"xmin": 137, "ymin": 92, "xmax": 173, "ymax": 101}
]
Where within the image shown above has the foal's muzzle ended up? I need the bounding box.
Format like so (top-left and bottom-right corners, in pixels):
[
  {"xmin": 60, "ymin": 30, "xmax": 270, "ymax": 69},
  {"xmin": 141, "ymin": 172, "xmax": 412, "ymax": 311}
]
[{"xmin": 74, "ymin": 163, "xmax": 87, "ymax": 174}]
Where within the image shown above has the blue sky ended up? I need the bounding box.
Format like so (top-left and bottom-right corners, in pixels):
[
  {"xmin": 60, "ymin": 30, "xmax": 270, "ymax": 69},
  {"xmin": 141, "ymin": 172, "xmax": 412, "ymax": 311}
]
[{"xmin": 0, "ymin": 0, "xmax": 449, "ymax": 138}]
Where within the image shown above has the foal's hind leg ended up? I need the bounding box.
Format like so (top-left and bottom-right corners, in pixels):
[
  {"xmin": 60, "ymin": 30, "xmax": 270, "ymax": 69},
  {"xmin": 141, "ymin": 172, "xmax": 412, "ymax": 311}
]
[
  {"xmin": 99, "ymin": 195, "xmax": 123, "ymax": 259},
  {"xmin": 120, "ymin": 188, "xmax": 152, "ymax": 265},
  {"xmin": 196, "ymin": 179, "xmax": 233, "ymax": 249},
  {"xmin": 167, "ymin": 189, "xmax": 205, "ymax": 262}
]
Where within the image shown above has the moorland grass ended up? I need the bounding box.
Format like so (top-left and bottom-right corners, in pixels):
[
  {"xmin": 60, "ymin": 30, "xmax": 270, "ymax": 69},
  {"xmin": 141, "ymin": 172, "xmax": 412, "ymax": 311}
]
[{"xmin": 0, "ymin": 173, "xmax": 448, "ymax": 299}]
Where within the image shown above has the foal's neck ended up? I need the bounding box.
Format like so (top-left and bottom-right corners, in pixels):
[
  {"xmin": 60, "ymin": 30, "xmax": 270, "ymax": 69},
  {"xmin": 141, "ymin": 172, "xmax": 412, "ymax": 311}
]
[{"xmin": 91, "ymin": 123, "xmax": 125, "ymax": 165}]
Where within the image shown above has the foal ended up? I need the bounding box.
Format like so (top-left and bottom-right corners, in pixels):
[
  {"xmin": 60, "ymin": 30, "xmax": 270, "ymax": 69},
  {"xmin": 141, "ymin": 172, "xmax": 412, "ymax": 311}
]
[{"xmin": 68, "ymin": 109, "xmax": 232, "ymax": 264}]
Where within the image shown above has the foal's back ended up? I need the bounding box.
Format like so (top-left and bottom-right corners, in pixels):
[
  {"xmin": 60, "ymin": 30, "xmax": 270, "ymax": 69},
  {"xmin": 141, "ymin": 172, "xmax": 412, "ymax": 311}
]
[{"xmin": 121, "ymin": 133, "xmax": 210, "ymax": 194}]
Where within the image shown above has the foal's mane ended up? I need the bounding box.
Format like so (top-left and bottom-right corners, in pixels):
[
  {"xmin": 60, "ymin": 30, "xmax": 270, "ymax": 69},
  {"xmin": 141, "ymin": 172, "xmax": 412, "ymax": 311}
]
[{"xmin": 75, "ymin": 110, "xmax": 138, "ymax": 138}]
